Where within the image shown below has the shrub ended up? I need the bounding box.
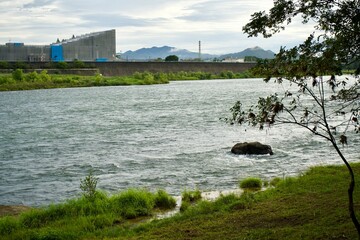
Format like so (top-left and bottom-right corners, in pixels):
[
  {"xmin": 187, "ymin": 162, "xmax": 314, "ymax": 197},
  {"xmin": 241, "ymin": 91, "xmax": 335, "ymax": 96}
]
[
  {"xmin": 71, "ymin": 59, "xmax": 86, "ymax": 68},
  {"xmin": 0, "ymin": 61, "xmax": 9, "ymax": 69},
  {"xmin": 141, "ymin": 71, "xmax": 155, "ymax": 83},
  {"xmin": 181, "ymin": 189, "xmax": 202, "ymax": 203},
  {"xmin": 55, "ymin": 62, "xmax": 68, "ymax": 69},
  {"xmin": 0, "ymin": 75, "xmax": 12, "ymax": 85},
  {"xmin": 154, "ymin": 190, "xmax": 176, "ymax": 210},
  {"xmin": 13, "ymin": 62, "xmax": 29, "ymax": 69},
  {"xmin": 240, "ymin": 177, "xmax": 262, "ymax": 190},
  {"xmin": 110, "ymin": 189, "xmax": 155, "ymax": 219},
  {"xmin": 39, "ymin": 70, "xmax": 51, "ymax": 82},
  {"xmin": 25, "ymin": 71, "xmax": 39, "ymax": 82},
  {"xmin": 12, "ymin": 69, "xmax": 24, "ymax": 81},
  {"xmin": 80, "ymin": 171, "xmax": 98, "ymax": 201}
]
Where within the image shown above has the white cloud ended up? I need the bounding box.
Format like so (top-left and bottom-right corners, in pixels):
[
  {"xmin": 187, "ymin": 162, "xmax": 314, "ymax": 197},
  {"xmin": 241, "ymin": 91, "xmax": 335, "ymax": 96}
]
[{"xmin": 0, "ymin": 0, "xmax": 317, "ymax": 54}]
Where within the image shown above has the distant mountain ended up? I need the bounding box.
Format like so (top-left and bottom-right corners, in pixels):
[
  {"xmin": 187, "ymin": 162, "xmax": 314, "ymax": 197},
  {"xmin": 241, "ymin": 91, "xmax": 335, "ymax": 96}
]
[
  {"xmin": 121, "ymin": 46, "xmax": 216, "ymax": 60},
  {"xmin": 119, "ymin": 46, "xmax": 275, "ymax": 60},
  {"xmin": 220, "ymin": 46, "xmax": 276, "ymax": 59}
]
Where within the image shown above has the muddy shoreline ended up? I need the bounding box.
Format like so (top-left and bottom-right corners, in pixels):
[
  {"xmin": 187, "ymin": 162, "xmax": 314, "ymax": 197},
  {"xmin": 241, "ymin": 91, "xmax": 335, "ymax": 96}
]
[{"xmin": 0, "ymin": 205, "xmax": 32, "ymax": 217}]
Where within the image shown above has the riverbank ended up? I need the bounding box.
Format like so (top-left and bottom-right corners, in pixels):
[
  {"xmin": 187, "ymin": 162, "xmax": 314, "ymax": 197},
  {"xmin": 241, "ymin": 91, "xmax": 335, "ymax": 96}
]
[
  {"xmin": 1, "ymin": 163, "xmax": 359, "ymax": 239},
  {"xmin": 0, "ymin": 70, "xmax": 255, "ymax": 91}
]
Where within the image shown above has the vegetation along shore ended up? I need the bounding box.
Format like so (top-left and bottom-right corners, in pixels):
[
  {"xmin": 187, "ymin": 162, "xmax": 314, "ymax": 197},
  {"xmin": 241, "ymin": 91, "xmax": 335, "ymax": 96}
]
[
  {"xmin": 0, "ymin": 68, "xmax": 256, "ymax": 91},
  {"xmin": 1, "ymin": 163, "xmax": 359, "ymax": 239}
]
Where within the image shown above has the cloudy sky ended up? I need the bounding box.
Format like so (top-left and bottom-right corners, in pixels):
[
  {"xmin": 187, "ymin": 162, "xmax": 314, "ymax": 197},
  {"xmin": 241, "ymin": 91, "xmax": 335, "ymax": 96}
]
[{"xmin": 0, "ymin": 0, "xmax": 315, "ymax": 54}]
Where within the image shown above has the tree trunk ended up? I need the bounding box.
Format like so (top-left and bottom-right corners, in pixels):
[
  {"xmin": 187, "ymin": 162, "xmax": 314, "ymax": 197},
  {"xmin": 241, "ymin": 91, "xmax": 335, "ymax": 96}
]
[{"xmin": 332, "ymin": 142, "xmax": 360, "ymax": 237}]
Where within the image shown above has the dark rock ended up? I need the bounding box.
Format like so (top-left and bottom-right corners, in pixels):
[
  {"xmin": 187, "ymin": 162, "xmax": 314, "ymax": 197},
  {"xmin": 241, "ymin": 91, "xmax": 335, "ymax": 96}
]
[{"xmin": 231, "ymin": 141, "xmax": 273, "ymax": 155}]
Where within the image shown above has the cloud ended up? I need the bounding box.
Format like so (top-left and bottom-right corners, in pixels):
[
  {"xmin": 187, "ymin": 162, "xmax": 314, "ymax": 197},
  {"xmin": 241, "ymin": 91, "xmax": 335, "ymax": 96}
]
[
  {"xmin": 22, "ymin": 0, "xmax": 56, "ymax": 9},
  {"xmin": 0, "ymin": 0, "xmax": 318, "ymax": 54}
]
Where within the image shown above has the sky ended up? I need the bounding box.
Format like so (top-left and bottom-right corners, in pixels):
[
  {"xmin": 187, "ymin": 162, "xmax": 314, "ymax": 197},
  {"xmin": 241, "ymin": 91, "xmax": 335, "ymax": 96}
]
[{"xmin": 0, "ymin": 0, "xmax": 315, "ymax": 55}]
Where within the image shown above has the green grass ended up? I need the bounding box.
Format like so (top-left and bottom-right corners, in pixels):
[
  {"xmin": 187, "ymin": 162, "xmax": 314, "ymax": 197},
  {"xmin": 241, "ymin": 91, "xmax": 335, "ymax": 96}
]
[
  {"xmin": 0, "ymin": 188, "xmax": 176, "ymax": 239},
  {"xmin": 239, "ymin": 177, "xmax": 262, "ymax": 190},
  {"xmin": 1, "ymin": 163, "xmax": 360, "ymax": 239},
  {"xmin": 119, "ymin": 163, "xmax": 360, "ymax": 239},
  {"xmin": 0, "ymin": 70, "xmax": 257, "ymax": 91},
  {"xmin": 180, "ymin": 189, "xmax": 202, "ymax": 212}
]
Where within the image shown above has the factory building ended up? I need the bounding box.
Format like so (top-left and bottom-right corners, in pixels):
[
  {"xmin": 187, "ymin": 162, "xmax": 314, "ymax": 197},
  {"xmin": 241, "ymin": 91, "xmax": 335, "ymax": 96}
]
[{"xmin": 0, "ymin": 29, "xmax": 116, "ymax": 62}]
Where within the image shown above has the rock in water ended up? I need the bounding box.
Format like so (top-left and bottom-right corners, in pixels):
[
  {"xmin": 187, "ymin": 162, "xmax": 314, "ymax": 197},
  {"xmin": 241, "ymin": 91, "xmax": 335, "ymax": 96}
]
[{"xmin": 231, "ymin": 142, "xmax": 273, "ymax": 155}]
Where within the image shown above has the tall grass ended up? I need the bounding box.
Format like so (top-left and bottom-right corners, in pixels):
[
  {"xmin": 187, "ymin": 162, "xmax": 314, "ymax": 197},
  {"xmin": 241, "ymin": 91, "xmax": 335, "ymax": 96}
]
[
  {"xmin": 239, "ymin": 177, "xmax": 263, "ymax": 191},
  {"xmin": 0, "ymin": 188, "xmax": 176, "ymax": 239},
  {"xmin": 0, "ymin": 70, "xmax": 256, "ymax": 91},
  {"xmin": 2, "ymin": 164, "xmax": 360, "ymax": 239}
]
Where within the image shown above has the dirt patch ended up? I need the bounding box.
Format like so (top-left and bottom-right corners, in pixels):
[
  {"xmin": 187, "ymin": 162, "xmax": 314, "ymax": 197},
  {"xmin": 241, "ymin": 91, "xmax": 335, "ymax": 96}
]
[{"xmin": 0, "ymin": 205, "xmax": 32, "ymax": 217}]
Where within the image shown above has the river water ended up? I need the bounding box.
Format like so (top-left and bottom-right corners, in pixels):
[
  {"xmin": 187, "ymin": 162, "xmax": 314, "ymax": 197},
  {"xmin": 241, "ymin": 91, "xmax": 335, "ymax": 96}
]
[{"xmin": 0, "ymin": 78, "xmax": 358, "ymax": 206}]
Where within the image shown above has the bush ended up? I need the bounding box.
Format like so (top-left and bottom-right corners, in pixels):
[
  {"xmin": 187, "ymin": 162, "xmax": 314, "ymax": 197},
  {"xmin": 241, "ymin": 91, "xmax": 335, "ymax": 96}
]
[
  {"xmin": 25, "ymin": 71, "xmax": 39, "ymax": 82},
  {"xmin": 38, "ymin": 70, "xmax": 51, "ymax": 82},
  {"xmin": 12, "ymin": 69, "xmax": 24, "ymax": 81},
  {"xmin": 110, "ymin": 189, "xmax": 155, "ymax": 219},
  {"xmin": 0, "ymin": 61, "xmax": 9, "ymax": 69},
  {"xmin": 13, "ymin": 62, "xmax": 29, "ymax": 69},
  {"xmin": 80, "ymin": 171, "xmax": 98, "ymax": 201},
  {"xmin": 154, "ymin": 190, "xmax": 176, "ymax": 210},
  {"xmin": 71, "ymin": 59, "xmax": 86, "ymax": 68},
  {"xmin": 55, "ymin": 62, "xmax": 68, "ymax": 69},
  {"xmin": 181, "ymin": 189, "xmax": 202, "ymax": 204},
  {"xmin": 240, "ymin": 178, "xmax": 262, "ymax": 190}
]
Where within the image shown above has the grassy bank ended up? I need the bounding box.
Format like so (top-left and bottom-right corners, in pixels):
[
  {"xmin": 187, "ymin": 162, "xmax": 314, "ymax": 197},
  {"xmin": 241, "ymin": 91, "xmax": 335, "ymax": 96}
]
[
  {"xmin": 0, "ymin": 69, "xmax": 255, "ymax": 91},
  {"xmin": 1, "ymin": 163, "xmax": 359, "ymax": 239},
  {"xmin": 0, "ymin": 70, "xmax": 169, "ymax": 91}
]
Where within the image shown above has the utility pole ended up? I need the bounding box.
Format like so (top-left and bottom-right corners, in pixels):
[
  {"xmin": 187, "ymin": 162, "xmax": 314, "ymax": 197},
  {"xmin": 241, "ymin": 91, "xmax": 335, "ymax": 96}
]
[{"xmin": 198, "ymin": 41, "xmax": 201, "ymax": 61}]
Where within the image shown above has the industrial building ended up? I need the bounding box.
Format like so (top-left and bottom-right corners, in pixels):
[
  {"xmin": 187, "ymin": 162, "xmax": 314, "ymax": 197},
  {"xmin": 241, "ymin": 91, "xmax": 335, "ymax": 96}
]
[{"xmin": 0, "ymin": 29, "xmax": 116, "ymax": 62}]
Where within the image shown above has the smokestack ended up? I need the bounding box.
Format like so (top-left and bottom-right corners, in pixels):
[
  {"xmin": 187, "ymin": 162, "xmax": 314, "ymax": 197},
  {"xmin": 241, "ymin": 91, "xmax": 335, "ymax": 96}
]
[{"xmin": 198, "ymin": 41, "xmax": 201, "ymax": 61}]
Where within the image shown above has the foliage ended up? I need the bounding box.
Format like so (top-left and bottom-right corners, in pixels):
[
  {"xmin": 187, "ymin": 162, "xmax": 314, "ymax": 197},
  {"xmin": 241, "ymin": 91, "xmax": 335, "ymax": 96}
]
[
  {"xmin": 110, "ymin": 188, "xmax": 155, "ymax": 219},
  {"xmin": 270, "ymin": 177, "xmax": 282, "ymax": 187},
  {"xmin": 126, "ymin": 164, "xmax": 360, "ymax": 239},
  {"xmin": 165, "ymin": 55, "xmax": 179, "ymax": 62},
  {"xmin": 12, "ymin": 69, "xmax": 24, "ymax": 81},
  {"xmin": 71, "ymin": 59, "xmax": 86, "ymax": 68},
  {"xmin": 154, "ymin": 190, "xmax": 177, "ymax": 210},
  {"xmin": 54, "ymin": 61, "xmax": 69, "ymax": 69},
  {"xmin": 243, "ymin": 0, "xmax": 359, "ymax": 74},
  {"xmin": 180, "ymin": 189, "xmax": 202, "ymax": 212},
  {"xmin": 238, "ymin": 0, "xmax": 360, "ymax": 235},
  {"xmin": 181, "ymin": 189, "xmax": 202, "ymax": 203},
  {"xmin": 244, "ymin": 56, "xmax": 259, "ymax": 62},
  {"xmin": 13, "ymin": 62, "xmax": 29, "ymax": 69},
  {"xmin": 80, "ymin": 171, "xmax": 98, "ymax": 201},
  {"xmin": 0, "ymin": 61, "xmax": 9, "ymax": 69},
  {"xmin": 1, "ymin": 164, "xmax": 360, "ymax": 239},
  {"xmin": 240, "ymin": 177, "xmax": 262, "ymax": 190},
  {"xmin": 0, "ymin": 70, "xmax": 257, "ymax": 91}
]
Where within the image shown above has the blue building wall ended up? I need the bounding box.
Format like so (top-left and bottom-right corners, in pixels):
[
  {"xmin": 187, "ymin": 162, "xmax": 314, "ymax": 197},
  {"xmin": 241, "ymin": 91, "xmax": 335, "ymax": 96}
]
[{"xmin": 51, "ymin": 45, "xmax": 64, "ymax": 62}]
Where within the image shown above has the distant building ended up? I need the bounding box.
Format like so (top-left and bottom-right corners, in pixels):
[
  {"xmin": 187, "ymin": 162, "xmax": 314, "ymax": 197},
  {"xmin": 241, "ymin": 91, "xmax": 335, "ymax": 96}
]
[
  {"xmin": 222, "ymin": 58, "xmax": 245, "ymax": 63},
  {"xmin": 0, "ymin": 29, "xmax": 116, "ymax": 62}
]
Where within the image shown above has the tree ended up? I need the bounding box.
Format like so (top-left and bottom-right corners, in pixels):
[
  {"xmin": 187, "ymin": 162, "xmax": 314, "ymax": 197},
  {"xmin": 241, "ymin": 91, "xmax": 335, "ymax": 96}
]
[
  {"xmin": 165, "ymin": 55, "xmax": 179, "ymax": 62},
  {"xmin": 80, "ymin": 170, "xmax": 98, "ymax": 202},
  {"xmin": 244, "ymin": 56, "xmax": 259, "ymax": 62},
  {"xmin": 227, "ymin": 0, "xmax": 360, "ymax": 236}
]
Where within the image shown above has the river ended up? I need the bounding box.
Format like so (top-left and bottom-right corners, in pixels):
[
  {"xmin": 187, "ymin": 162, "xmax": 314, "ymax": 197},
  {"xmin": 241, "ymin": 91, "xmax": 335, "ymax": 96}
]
[{"xmin": 0, "ymin": 78, "xmax": 358, "ymax": 206}]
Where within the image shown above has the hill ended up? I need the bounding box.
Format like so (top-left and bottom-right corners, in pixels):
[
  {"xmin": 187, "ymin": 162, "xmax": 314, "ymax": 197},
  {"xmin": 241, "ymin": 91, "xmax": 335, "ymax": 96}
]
[
  {"xmin": 120, "ymin": 46, "xmax": 275, "ymax": 61},
  {"xmin": 121, "ymin": 46, "xmax": 216, "ymax": 60},
  {"xmin": 220, "ymin": 46, "xmax": 276, "ymax": 59}
]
